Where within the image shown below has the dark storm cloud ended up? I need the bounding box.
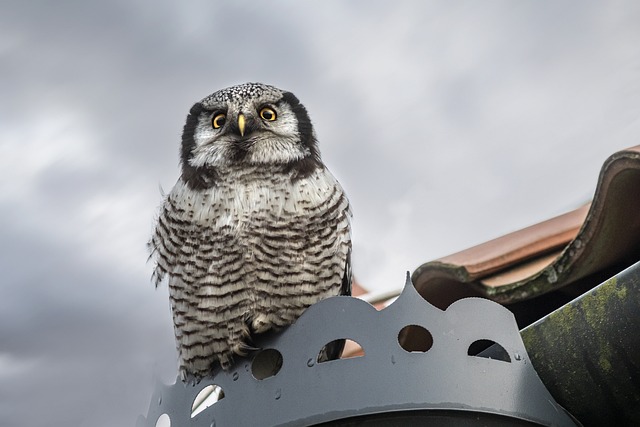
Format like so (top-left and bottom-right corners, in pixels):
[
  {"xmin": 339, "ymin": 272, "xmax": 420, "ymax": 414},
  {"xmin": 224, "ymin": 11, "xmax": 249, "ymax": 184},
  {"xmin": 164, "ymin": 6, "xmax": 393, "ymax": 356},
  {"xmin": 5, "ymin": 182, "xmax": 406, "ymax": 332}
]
[
  {"xmin": 2, "ymin": 1, "xmax": 640, "ymax": 425},
  {"xmin": 0, "ymin": 221, "xmax": 176, "ymax": 426}
]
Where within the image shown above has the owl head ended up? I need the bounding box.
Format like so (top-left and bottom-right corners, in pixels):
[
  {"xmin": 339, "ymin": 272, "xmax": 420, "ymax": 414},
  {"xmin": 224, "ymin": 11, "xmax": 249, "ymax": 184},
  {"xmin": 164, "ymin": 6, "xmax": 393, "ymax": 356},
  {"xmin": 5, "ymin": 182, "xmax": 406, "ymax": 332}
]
[{"xmin": 180, "ymin": 82, "xmax": 321, "ymax": 189}]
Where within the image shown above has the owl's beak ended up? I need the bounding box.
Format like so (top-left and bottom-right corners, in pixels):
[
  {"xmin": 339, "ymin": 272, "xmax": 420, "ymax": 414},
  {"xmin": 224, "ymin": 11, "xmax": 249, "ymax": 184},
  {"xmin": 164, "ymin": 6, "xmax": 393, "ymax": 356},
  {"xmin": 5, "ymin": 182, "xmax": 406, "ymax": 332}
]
[{"xmin": 237, "ymin": 114, "xmax": 246, "ymax": 137}]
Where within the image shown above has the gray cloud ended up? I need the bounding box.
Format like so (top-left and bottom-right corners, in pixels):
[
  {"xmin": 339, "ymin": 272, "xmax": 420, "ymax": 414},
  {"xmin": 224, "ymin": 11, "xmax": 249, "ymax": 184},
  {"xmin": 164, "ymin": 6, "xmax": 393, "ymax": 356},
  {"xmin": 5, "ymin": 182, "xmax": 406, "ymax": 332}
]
[{"xmin": 2, "ymin": 1, "xmax": 640, "ymax": 425}]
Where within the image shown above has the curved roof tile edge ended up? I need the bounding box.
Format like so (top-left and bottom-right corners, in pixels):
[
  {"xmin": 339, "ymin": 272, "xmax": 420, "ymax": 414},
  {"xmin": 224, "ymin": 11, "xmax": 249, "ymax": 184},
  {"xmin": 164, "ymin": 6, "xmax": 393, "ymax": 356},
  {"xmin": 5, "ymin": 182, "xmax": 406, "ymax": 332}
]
[{"xmin": 412, "ymin": 145, "xmax": 640, "ymax": 305}]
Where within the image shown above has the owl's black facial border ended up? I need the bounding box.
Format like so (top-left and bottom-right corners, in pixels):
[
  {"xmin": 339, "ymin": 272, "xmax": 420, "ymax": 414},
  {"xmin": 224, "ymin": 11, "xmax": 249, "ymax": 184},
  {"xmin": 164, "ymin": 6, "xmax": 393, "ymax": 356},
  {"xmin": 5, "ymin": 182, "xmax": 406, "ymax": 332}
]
[
  {"xmin": 279, "ymin": 92, "xmax": 322, "ymax": 181},
  {"xmin": 181, "ymin": 102, "xmax": 218, "ymax": 190},
  {"xmin": 181, "ymin": 102, "xmax": 202, "ymax": 168}
]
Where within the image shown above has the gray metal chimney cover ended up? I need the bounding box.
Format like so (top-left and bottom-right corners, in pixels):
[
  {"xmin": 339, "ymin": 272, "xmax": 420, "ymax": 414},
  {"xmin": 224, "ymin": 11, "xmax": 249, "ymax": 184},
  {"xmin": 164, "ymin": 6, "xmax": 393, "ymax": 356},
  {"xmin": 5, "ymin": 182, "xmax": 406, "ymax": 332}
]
[{"xmin": 139, "ymin": 274, "xmax": 578, "ymax": 426}]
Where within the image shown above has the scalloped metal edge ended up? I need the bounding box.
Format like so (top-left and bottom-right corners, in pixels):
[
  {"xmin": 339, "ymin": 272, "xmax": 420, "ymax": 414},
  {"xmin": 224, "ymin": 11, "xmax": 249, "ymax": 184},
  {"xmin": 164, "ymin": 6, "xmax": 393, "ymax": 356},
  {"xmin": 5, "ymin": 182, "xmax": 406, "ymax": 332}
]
[{"xmin": 139, "ymin": 274, "xmax": 578, "ymax": 426}]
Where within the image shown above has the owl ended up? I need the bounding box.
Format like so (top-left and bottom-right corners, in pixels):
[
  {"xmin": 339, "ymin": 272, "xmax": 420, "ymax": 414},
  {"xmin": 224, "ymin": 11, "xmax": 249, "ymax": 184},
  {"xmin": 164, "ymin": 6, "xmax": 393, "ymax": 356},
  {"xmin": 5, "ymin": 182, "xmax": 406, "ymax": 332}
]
[{"xmin": 149, "ymin": 82, "xmax": 352, "ymax": 381}]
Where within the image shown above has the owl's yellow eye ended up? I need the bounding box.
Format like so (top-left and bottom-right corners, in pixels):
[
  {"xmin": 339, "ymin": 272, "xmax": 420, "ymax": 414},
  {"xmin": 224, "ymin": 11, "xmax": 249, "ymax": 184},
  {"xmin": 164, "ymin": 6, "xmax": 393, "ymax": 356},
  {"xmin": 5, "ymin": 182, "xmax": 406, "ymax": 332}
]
[
  {"xmin": 259, "ymin": 107, "xmax": 277, "ymax": 121},
  {"xmin": 212, "ymin": 113, "xmax": 226, "ymax": 129}
]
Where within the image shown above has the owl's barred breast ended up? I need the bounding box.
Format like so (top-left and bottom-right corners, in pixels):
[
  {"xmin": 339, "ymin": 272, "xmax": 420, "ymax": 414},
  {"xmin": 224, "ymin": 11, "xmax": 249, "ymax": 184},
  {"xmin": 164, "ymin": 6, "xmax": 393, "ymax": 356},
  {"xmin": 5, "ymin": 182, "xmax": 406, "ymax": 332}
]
[{"xmin": 152, "ymin": 164, "xmax": 351, "ymax": 378}]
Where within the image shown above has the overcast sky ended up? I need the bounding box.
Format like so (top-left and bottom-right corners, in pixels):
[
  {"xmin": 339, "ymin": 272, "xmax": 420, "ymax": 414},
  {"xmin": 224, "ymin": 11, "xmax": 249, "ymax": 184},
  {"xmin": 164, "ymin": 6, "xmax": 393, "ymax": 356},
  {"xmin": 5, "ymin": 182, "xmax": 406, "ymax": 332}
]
[{"xmin": 2, "ymin": 1, "xmax": 640, "ymax": 425}]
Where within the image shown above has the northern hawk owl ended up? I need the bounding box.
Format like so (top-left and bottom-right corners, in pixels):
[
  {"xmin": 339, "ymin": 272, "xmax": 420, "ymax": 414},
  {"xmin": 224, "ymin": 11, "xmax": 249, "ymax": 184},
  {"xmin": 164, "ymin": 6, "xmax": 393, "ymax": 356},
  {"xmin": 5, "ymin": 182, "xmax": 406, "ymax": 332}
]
[{"xmin": 149, "ymin": 83, "xmax": 352, "ymax": 381}]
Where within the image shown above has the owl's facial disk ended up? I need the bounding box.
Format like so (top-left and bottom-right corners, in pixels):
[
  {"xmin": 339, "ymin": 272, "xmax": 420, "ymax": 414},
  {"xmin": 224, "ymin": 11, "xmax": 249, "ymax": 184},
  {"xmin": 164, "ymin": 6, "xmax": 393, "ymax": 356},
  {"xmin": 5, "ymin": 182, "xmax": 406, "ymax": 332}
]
[{"xmin": 184, "ymin": 85, "xmax": 316, "ymax": 169}]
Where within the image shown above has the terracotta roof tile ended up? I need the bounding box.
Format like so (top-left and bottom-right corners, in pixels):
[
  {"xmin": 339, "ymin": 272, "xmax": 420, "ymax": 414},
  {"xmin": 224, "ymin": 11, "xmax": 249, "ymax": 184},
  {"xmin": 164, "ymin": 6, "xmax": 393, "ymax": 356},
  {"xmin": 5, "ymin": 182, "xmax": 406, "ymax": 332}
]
[{"xmin": 412, "ymin": 145, "xmax": 640, "ymax": 307}]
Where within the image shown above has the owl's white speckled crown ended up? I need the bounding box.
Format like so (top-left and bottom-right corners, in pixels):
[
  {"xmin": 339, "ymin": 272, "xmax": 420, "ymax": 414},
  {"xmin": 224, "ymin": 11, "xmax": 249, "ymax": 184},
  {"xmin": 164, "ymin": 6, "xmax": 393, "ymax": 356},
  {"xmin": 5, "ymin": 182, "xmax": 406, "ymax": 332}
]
[
  {"xmin": 138, "ymin": 275, "xmax": 578, "ymax": 426},
  {"xmin": 200, "ymin": 82, "xmax": 283, "ymax": 105}
]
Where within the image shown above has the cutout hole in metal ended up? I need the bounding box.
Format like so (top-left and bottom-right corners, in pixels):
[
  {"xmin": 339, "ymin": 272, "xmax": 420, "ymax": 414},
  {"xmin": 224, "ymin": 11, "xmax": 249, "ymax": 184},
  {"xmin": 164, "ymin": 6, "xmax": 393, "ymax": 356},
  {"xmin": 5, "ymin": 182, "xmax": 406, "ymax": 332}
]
[
  {"xmin": 191, "ymin": 384, "xmax": 225, "ymax": 418},
  {"xmin": 398, "ymin": 325, "xmax": 433, "ymax": 353},
  {"xmin": 155, "ymin": 413, "xmax": 170, "ymax": 427},
  {"xmin": 251, "ymin": 348, "xmax": 283, "ymax": 380},
  {"xmin": 317, "ymin": 338, "xmax": 364, "ymax": 363},
  {"xmin": 468, "ymin": 339, "xmax": 512, "ymax": 362}
]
